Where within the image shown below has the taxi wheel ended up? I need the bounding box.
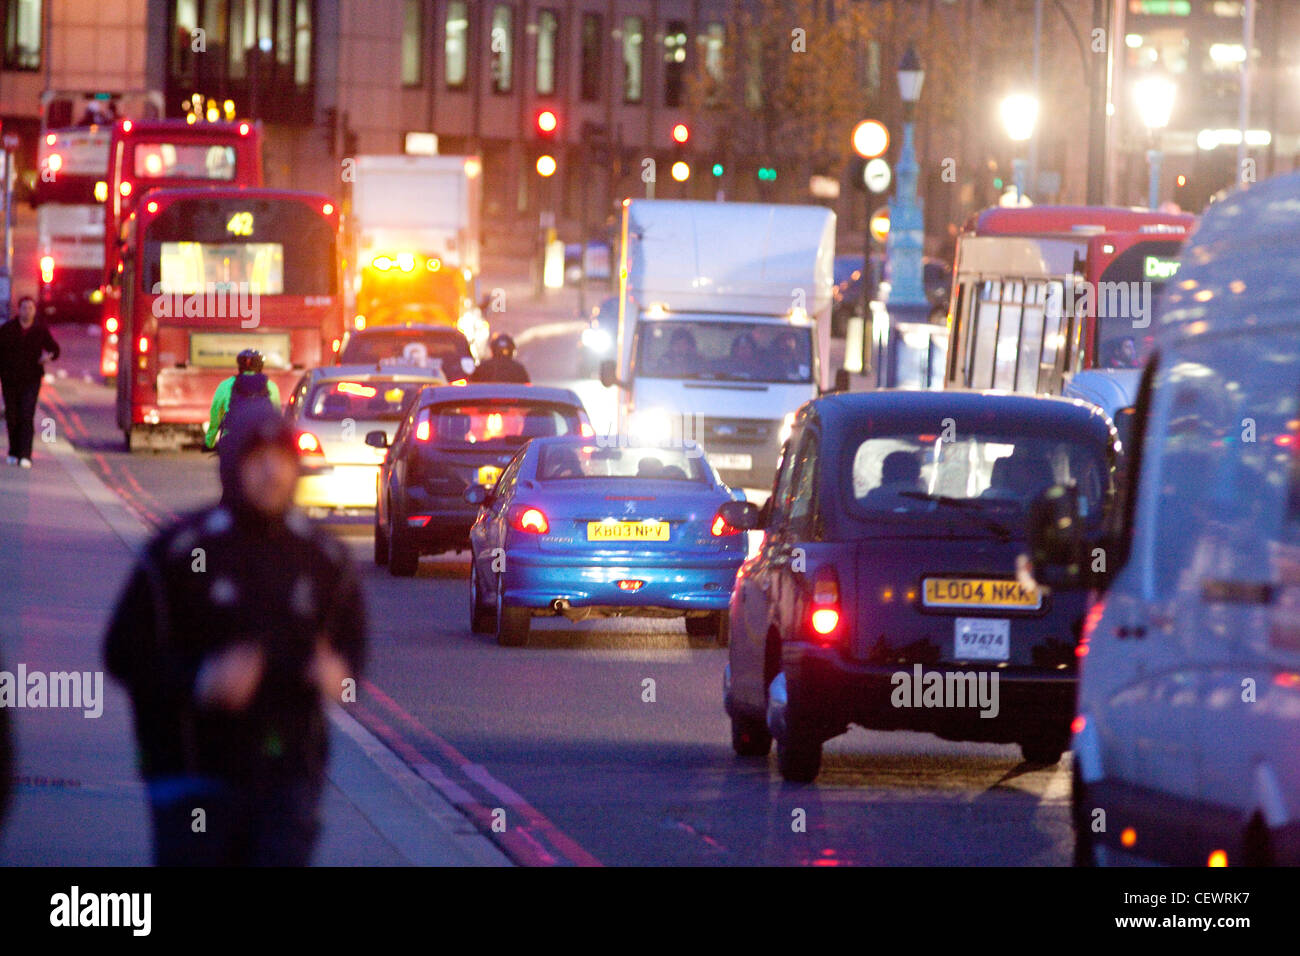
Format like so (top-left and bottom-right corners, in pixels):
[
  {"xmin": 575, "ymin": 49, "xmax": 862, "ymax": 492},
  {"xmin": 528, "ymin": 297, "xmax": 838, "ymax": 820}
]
[
  {"xmin": 686, "ymin": 611, "xmax": 729, "ymax": 648},
  {"xmin": 776, "ymin": 731, "xmax": 822, "ymax": 784},
  {"xmin": 388, "ymin": 521, "xmax": 420, "ymax": 578},
  {"xmin": 469, "ymin": 560, "xmax": 494, "ymax": 634},
  {"xmin": 495, "ymin": 575, "xmax": 530, "ymax": 647},
  {"xmin": 373, "ymin": 515, "xmax": 389, "ymax": 566}
]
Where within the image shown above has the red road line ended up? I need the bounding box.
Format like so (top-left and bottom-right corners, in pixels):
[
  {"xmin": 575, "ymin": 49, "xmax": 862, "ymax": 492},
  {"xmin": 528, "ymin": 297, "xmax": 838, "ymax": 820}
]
[{"xmin": 359, "ymin": 679, "xmax": 603, "ymax": 867}]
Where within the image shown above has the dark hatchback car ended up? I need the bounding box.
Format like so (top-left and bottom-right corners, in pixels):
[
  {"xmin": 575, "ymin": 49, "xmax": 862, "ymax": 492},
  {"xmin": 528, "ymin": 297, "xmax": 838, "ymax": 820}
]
[
  {"xmin": 339, "ymin": 324, "xmax": 477, "ymax": 381},
  {"xmin": 721, "ymin": 390, "xmax": 1117, "ymax": 782},
  {"xmin": 368, "ymin": 384, "xmax": 590, "ymax": 576}
]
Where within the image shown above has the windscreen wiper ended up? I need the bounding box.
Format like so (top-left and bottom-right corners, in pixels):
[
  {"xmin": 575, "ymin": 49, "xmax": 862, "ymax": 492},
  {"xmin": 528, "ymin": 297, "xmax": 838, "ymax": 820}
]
[{"xmin": 896, "ymin": 491, "xmax": 1015, "ymax": 542}]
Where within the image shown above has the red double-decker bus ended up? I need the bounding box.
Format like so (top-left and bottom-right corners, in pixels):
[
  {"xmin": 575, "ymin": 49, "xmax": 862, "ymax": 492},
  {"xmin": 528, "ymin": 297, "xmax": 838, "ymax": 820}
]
[
  {"xmin": 114, "ymin": 188, "xmax": 343, "ymax": 451},
  {"xmin": 944, "ymin": 206, "xmax": 1196, "ymax": 395},
  {"xmin": 100, "ymin": 118, "xmax": 263, "ymax": 381}
]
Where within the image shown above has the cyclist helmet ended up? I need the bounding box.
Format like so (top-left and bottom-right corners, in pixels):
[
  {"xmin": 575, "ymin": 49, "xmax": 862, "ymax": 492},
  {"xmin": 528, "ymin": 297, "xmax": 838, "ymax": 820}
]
[
  {"xmin": 236, "ymin": 349, "xmax": 264, "ymax": 373},
  {"xmin": 489, "ymin": 333, "xmax": 517, "ymax": 359}
]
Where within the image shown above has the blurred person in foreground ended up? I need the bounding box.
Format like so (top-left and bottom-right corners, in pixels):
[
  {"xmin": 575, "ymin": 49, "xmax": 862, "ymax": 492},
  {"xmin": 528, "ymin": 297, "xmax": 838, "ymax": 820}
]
[{"xmin": 104, "ymin": 402, "xmax": 366, "ymax": 866}]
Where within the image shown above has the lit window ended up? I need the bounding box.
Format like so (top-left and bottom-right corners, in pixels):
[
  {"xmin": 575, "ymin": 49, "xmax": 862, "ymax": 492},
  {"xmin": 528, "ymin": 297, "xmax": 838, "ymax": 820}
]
[
  {"xmin": 445, "ymin": 1, "xmax": 469, "ymax": 90},
  {"xmin": 536, "ymin": 10, "xmax": 558, "ymax": 96},
  {"xmin": 663, "ymin": 20, "xmax": 688, "ymax": 107},
  {"xmin": 622, "ymin": 17, "xmax": 643, "ymax": 104},
  {"xmin": 490, "ymin": 5, "xmax": 513, "ymax": 94},
  {"xmin": 401, "ymin": 0, "xmax": 422, "ymax": 86},
  {"xmin": 5, "ymin": 0, "xmax": 42, "ymax": 71}
]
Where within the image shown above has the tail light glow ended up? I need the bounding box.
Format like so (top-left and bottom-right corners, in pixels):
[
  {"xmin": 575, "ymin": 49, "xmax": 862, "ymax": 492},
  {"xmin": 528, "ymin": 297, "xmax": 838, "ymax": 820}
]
[
  {"xmin": 119, "ymin": 181, "xmax": 132, "ymax": 197},
  {"xmin": 322, "ymin": 202, "xmax": 334, "ymax": 216},
  {"xmin": 808, "ymin": 567, "xmax": 843, "ymax": 643},
  {"xmin": 331, "ymin": 338, "xmax": 341, "ymax": 353},
  {"xmin": 45, "ymin": 133, "xmax": 56, "ymax": 145},
  {"xmin": 580, "ymin": 422, "xmax": 595, "ymax": 438},
  {"xmin": 1077, "ymin": 597, "xmax": 1106, "ymax": 658},
  {"xmin": 415, "ymin": 419, "xmax": 431, "ymax": 441},
  {"xmin": 137, "ymin": 335, "xmax": 149, "ymax": 354},
  {"xmin": 239, "ymin": 122, "xmax": 251, "ymax": 135},
  {"xmin": 1120, "ymin": 828, "xmax": 1137, "ymax": 848},
  {"xmin": 122, "ymin": 120, "xmax": 132, "ymax": 133},
  {"xmin": 1071, "ymin": 715, "xmax": 1086, "ymax": 735},
  {"xmin": 146, "ymin": 200, "xmax": 158, "ymax": 213},
  {"xmin": 407, "ymin": 515, "xmax": 432, "ymax": 527},
  {"xmin": 509, "ymin": 506, "xmax": 549, "ymax": 534},
  {"xmin": 40, "ymin": 256, "xmax": 54, "ymax": 283},
  {"xmin": 297, "ymin": 432, "xmax": 323, "ymax": 454},
  {"xmin": 449, "ymin": 378, "xmax": 468, "ymax": 386},
  {"xmin": 617, "ymin": 580, "xmax": 645, "ymax": 591},
  {"xmin": 711, "ymin": 512, "xmax": 741, "ymax": 537},
  {"xmin": 1207, "ymin": 850, "xmax": 1228, "ymax": 867},
  {"xmin": 105, "ymin": 316, "xmax": 118, "ymax": 334}
]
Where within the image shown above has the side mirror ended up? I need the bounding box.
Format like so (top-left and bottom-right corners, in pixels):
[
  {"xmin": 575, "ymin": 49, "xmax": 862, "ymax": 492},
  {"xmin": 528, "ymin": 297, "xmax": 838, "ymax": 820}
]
[
  {"xmin": 833, "ymin": 368, "xmax": 852, "ymax": 394},
  {"xmin": 464, "ymin": 484, "xmax": 491, "ymax": 506},
  {"xmin": 364, "ymin": 430, "xmax": 388, "ymax": 449},
  {"xmin": 718, "ymin": 499, "xmax": 763, "ymax": 531},
  {"xmin": 598, "ymin": 359, "xmax": 620, "ymax": 389},
  {"xmin": 1025, "ymin": 483, "xmax": 1094, "ymax": 591}
]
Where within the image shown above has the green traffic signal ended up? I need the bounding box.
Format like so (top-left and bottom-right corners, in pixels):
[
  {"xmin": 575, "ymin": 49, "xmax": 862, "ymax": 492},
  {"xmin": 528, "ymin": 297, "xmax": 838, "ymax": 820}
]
[
  {"xmin": 993, "ymin": 177, "xmax": 1003, "ymax": 189},
  {"xmin": 711, "ymin": 163, "xmax": 724, "ymax": 177},
  {"xmin": 757, "ymin": 167, "xmax": 776, "ymax": 182}
]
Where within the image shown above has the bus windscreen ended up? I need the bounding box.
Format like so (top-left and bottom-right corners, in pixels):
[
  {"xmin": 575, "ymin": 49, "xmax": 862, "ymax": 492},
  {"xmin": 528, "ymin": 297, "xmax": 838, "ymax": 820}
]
[
  {"xmin": 142, "ymin": 197, "xmax": 336, "ymax": 296},
  {"xmin": 1095, "ymin": 239, "xmax": 1184, "ymax": 369},
  {"xmin": 133, "ymin": 143, "xmax": 237, "ymax": 180}
]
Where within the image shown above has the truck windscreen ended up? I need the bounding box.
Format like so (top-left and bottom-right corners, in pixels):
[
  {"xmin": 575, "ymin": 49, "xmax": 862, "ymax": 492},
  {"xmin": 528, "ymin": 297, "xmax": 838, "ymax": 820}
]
[
  {"xmin": 142, "ymin": 198, "xmax": 336, "ymax": 296},
  {"xmin": 634, "ymin": 320, "xmax": 813, "ymax": 384}
]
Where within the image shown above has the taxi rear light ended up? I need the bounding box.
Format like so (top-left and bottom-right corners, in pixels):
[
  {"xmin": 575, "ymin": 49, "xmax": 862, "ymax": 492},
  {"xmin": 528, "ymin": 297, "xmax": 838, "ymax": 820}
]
[
  {"xmin": 808, "ymin": 567, "xmax": 843, "ymax": 644},
  {"xmin": 509, "ymin": 505, "xmax": 549, "ymax": 534},
  {"xmin": 415, "ymin": 419, "xmax": 431, "ymax": 441},
  {"xmin": 1077, "ymin": 597, "xmax": 1106, "ymax": 658},
  {"xmin": 297, "ymin": 432, "xmax": 324, "ymax": 455}
]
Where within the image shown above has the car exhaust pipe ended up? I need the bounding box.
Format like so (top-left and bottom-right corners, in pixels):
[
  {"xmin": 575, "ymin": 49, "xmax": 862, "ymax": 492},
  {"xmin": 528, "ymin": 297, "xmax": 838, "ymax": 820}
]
[{"xmin": 552, "ymin": 598, "xmax": 570, "ymax": 612}]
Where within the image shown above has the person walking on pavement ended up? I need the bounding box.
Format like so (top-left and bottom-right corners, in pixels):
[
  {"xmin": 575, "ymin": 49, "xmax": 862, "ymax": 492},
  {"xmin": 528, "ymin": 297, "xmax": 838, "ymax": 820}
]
[
  {"xmin": 470, "ymin": 332, "xmax": 530, "ymax": 383},
  {"xmin": 0, "ymin": 296, "xmax": 60, "ymax": 468},
  {"xmin": 104, "ymin": 403, "xmax": 366, "ymax": 866},
  {"xmin": 204, "ymin": 348, "xmax": 281, "ymax": 450}
]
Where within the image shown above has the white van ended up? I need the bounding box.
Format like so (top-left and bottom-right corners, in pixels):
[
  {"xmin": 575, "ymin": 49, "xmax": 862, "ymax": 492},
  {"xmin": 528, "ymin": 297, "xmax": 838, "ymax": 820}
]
[
  {"xmin": 1029, "ymin": 171, "xmax": 1300, "ymax": 866},
  {"xmin": 599, "ymin": 199, "xmax": 838, "ymax": 489}
]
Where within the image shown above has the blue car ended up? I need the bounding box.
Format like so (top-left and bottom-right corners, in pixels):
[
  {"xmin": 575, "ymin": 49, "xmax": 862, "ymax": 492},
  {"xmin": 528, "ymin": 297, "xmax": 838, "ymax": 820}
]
[{"xmin": 465, "ymin": 437, "xmax": 748, "ymax": 647}]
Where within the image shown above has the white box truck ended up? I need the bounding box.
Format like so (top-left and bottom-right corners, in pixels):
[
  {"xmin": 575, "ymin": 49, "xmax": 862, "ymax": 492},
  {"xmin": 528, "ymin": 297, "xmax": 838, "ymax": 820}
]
[
  {"xmin": 349, "ymin": 154, "xmax": 487, "ymax": 356},
  {"xmin": 599, "ymin": 199, "xmax": 838, "ymax": 489}
]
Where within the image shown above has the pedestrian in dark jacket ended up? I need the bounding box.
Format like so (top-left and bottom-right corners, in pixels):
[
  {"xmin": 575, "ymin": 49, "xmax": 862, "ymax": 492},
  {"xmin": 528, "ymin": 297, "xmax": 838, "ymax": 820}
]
[
  {"xmin": 104, "ymin": 402, "xmax": 366, "ymax": 866},
  {"xmin": 0, "ymin": 297, "xmax": 59, "ymax": 468}
]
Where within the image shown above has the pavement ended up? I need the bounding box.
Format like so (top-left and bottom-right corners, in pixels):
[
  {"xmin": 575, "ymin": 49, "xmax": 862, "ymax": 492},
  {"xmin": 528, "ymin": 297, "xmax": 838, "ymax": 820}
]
[{"xmin": 0, "ymin": 397, "xmax": 510, "ymax": 867}]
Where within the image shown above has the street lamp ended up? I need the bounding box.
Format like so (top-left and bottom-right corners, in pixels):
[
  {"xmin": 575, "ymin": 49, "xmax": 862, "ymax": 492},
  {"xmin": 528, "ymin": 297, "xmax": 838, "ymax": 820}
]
[
  {"xmin": 1134, "ymin": 75, "xmax": 1176, "ymax": 210},
  {"xmin": 886, "ymin": 46, "xmax": 925, "ymax": 307},
  {"xmin": 1000, "ymin": 93, "xmax": 1037, "ymax": 204},
  {"xmin": 849, "ymin": 119, "xmax": 890, "ymax": 373}
]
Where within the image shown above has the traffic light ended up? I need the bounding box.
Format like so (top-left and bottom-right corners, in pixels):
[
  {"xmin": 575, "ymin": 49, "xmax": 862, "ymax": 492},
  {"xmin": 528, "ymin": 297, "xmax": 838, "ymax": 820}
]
[
  {"xmin": 757, "ymin": 166, "xmax": 777, "ymax": 182},
  {"xmin": 711, "ymin": 162, "xmax": 724, "ymax": 177},
  {"xmin": 671, "ymin": 123, "xmax": 690, "ymax": 145},
  {"xmin": 536, "ymin": 109, "xmax": 559, "ymax": 139},
  {"xmin": 536, "ymin": 155, "xmax": 557, "ymax": 177},
  {"xmin": 671, "ymin": 161, "xmax": 690, "ymax": 182}
]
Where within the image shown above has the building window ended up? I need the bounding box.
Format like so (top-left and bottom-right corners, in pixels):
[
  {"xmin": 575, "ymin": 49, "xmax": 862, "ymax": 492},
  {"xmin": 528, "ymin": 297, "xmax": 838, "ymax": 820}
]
[
  {"xmin": 167, "ymin": 1, "xmax": 313, "ymax": 122},
  {"xmin": 401, "ymin": 0, "xmax": 422, "ymax": 86},
  {"xmin": 4, "ymin": 0, "xmax": 41, "ymax": 70},
  {"xmin": 490, "ymin": 5, "xmax": 513, "ymax": 94},
  {"xmin": 744, "ymin": 32, "xmax": 762, "ymax": 110},
  {"xmin": 622, "ymin": 17, "xmax": 643, "ymax": 104},
  {"xmin": 580, "ymin": 13, "xmax": 603, "ymax": 103},
  {"xmin": 536, "ymin": 9, "xmax": 558, "ymax": 96},
  {"xmin": 663, "ymin": 20, "xmax": 687, "ymax": 108},
  {"xmin": 446, "ymin": 0, "xmax": 469, "ymax": 90},
  {"xmin": 700, "ymin": 21, "xmax": 723, "ymax": 105}
]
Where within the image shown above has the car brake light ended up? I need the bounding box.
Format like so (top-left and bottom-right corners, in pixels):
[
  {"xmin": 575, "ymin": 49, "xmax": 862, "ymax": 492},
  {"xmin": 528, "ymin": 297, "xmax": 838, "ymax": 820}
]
[
  {"xmin": 415, "ymin": 419, "xmax": 431, "ymax": 441},
  {"xmin": 808, "ymin": 567, "xmax": 843, "ymax": 643},
  {"xmin": 509, "ymin": 506, "xmax": 549, "ymax": 534},
  {"xmin": 40, "ymin": 256, "xmax": 54, "ymax": 283},
  {"xmin": 297, "ymin": 432, "xmax": 323, "ymax": 455},
  {"xmin": 618, "ymin": 580, "xmax": 644, "ymax": 591},
  {"xmin": 1071, "ymin": 715, "xmax": 1086, "ymax": 735},
  {"xmin": 581, "ymin": 422, "xmax": 595, "ymax": 438},
  {"xmin": 450, "ymin": 378, "xmax": 468, "ymax": 386},
  {"xmin": 711, "ymin": 511, "xmax": 741, "ymax": 537},
  {"xmin": 1077, "ymin": 597, "xmax": 1106, "ymax": 658}
]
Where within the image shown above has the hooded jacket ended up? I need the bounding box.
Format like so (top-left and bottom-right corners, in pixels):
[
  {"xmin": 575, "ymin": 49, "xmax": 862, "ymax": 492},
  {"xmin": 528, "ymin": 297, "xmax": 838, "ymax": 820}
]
[{"xmin": 104, "ymin": 403, "xmax": 366, "ymax": 783}]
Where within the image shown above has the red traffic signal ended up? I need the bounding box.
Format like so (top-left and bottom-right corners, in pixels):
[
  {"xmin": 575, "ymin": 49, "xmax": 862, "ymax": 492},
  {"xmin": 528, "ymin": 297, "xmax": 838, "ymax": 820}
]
[
  {"xmin": 536, "ymin": 110, "xmax": 558, "ymax": 136},
  {"xmin": 671, "ymin": 123, "xmax": 690, "ymax": 145}
]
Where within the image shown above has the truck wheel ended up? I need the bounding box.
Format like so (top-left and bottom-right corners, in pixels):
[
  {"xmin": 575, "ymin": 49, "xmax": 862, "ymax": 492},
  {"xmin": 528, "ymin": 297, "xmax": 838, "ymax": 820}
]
[
  {"xmin": 495, "ymin": 576, "xmax": 530, "ymax": 647},
  {"xmin": 387, "ymin": 518, "xmax": 420, "ymax": 577},
  {"xmin": 776, "ymin": 730, "xmax": 822, "ymax": 783},
  {"xmin": 686, "ymin": 611, "xmax": 729, "ymax": 648},
  {"xmin": 469, "ymin": 561, "xmax": 494, "ymax": 634},
  {"xmin": 1019, "ymin": 731, "xmax": 1070, "ymax": 765},
  {"xmin": 731, "ymin": 713, "xmax": 772, "ymax": 757}
]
